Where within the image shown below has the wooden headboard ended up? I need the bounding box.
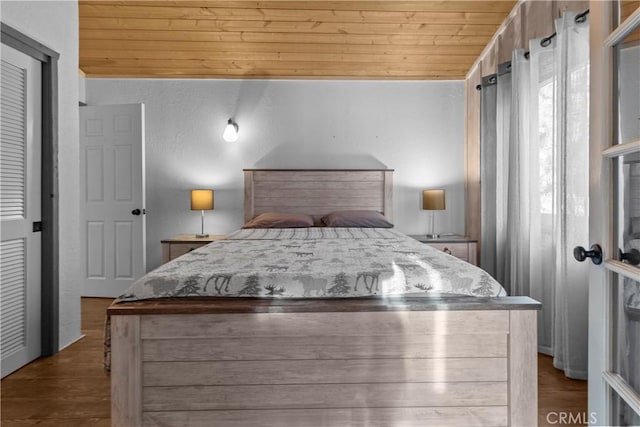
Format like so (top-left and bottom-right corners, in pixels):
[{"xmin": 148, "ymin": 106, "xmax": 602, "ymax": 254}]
[{"xmin": 243, "ymin": 169, "xmax": 394, "ymax": 223}]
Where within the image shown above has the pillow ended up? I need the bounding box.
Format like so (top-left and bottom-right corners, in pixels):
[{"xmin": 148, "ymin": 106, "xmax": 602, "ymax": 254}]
[
  {"xmin": 243, "ymin": 212, "xmax": 314, "ymax": 229},
  {"xmin": 321, "ymin": 210, "xmax": 393, "ymax": 228}
]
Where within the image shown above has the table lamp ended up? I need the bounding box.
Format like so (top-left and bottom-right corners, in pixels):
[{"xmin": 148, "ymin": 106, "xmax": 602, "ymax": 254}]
[
  {"xmin": 422, "ymin": 189, "xmax": 446, "ymax": 239},
  {"xmin": 191, "ymin": 189, "xmax": 214, "ymax": 237}
]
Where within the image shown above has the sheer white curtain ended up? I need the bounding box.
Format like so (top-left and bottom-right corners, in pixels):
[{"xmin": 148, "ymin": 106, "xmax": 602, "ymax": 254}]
[
  {"xmin": 480, "ymin": 12, "xmax": 590, "ymax": 378},
  {"xmin": 527, "ymin": 36, "xmax": 557, "ymax": 358},
  {"xmin": 481, "ymin": 77, "xmax": 498, "ymax": 280},
  {"xmin": 548, "ymin": 12, "xmax": 590, "ymax": 380},
  {"xmin": 481, "ymin": 67, "xmax": 512, "ymax": 288},
  {"xmin": 495, "ymin": 66, "xmax": 512, "ymax": 287}
]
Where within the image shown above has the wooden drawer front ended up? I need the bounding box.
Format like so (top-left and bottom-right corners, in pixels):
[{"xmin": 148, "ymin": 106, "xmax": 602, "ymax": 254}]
[
  {"xmin": 428, "ymin": 242, "xmax": 469, "ymax": 260},
  {"xmin": 170, "ymin": 243, "xmax": 207, "ymax": 260}
]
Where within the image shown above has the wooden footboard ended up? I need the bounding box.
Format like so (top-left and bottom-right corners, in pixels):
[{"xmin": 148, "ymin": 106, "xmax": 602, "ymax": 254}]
[{"xmin": 110, "ymin": 297, "xmax": 539, "ymax": 427}]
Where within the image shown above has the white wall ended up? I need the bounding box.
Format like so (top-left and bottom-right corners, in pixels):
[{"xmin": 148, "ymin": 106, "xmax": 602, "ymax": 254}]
[
  {"xmin": 1, "ymin": 1, "xmax": 81, "ymax": 349},
  {"xmin": 87, "ymin": 79, "xmax": 466, "ymax": 270},
  {"xmin": 79, "ymin": 73, "xmax": 86, "ymax": 104}
]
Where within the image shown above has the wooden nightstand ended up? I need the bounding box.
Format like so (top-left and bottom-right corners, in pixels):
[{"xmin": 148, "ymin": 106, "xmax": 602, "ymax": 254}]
[
  {"xmin": 408, "ymin": 235, "xmax": 478, "ymax": 266},
  {"xmin": 161, "ymin": 234, "xmax": 226, "ymax": 264}
]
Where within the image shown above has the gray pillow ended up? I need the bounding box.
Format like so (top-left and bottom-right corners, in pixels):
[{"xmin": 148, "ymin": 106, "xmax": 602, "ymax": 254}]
[
  {"xmin": 321, "ymin": 210, "xmax": 393, "ymax": 228},
  {"xmin": 243, "ymin": 212, "xmax": 314, "ymax": 229}
]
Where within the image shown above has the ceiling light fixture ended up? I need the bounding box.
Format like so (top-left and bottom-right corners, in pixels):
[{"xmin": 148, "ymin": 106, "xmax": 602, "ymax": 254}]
[{"xmin": 223, "ymin": 118, "xmax": 239, "ymax": 142}]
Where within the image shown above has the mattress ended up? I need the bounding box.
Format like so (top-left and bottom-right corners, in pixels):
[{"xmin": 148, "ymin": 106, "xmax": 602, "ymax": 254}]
[{"xmin": 117, "ymin": 228, "xmax": 506, "ymax": 302}]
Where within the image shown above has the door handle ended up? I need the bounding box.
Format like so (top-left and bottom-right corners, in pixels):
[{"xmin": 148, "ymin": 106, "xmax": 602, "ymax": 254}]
[
  {"xmin": 619, "ymin": 248, "xmax": 640, "ymax": 266},
  {"xmin": 573, "ymin": 244, "xmax": 603, "ymax": 265},
  {"xmin": 131, "ymin": 209, "xmax": 141, "ymax": 216}
]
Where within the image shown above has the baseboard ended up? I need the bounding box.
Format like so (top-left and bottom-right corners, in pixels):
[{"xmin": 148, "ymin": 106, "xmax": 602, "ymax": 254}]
[{"xmin": 58, "ymin": 334, "xmax": 86, "ymax": 352}]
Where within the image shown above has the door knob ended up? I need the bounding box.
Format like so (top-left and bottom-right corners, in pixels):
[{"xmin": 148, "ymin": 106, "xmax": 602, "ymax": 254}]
[
  {"xmin": 573, "ymin": 244, "xmax": 603, "ymax": 265},
  {"xmin": 619, "ymin": 248, "xmax": 640, "ymax": 266},
  {"xmin": 131, "ymin": 208, "xmax": 141, "ymax": 216}
]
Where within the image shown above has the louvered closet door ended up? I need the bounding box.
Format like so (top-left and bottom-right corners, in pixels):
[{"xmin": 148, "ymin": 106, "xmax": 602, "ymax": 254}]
[{"xmin": 1, "ymin": 44, "xmax": 42, "ymax": 378}]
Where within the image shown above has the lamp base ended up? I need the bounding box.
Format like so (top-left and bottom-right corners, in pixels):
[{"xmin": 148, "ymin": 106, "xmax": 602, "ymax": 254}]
[{"xmin": 195, "ymin": 233, "xmax": 209, "ymax": 238}]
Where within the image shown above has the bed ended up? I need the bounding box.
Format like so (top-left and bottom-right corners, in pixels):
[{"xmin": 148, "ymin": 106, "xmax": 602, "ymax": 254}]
[{"xmin": 109, "ymin": 169, "xmax": 540, "ymax": 427}]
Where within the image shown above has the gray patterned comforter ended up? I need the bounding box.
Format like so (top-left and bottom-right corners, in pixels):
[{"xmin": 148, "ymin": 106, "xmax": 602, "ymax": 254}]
[{"xmin": 117, "ymin": 228, "xmax": 505, "ymax": 302}]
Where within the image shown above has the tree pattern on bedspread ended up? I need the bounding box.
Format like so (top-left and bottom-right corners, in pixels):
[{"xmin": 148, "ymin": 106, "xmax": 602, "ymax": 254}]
[{"xmin": 117, "ymin": 228, "xmax": 506, "ymax": 302}]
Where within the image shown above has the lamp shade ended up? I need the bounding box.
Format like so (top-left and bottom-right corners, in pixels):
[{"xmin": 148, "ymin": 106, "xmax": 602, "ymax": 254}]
[
  {"xmin": 191, "ymin": 189, "xmax": 214, "ymax": 210},
  {"xmin": 422, "ymin": 189, "xmax": 445, "ymax": 210}
]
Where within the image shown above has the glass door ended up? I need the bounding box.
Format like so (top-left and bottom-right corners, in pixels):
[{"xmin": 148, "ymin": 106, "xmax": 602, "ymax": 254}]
[{"xmin": 587, "ymin": 1, "xmax": 640, "ymax": 425}]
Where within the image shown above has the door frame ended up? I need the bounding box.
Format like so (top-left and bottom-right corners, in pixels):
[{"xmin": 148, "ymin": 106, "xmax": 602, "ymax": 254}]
[
  {"xmin": 588, "ymin": 1, "xmax": 612, "ymax": 421},
  {"xmin": 1, "ymin": 23, "xmax": 59, "ymax": 356}
]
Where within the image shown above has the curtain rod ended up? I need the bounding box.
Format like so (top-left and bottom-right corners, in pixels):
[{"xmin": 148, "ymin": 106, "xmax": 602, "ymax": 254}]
[
  {"xmin": 476, "ymin": 74, "xmax": 497, "ymax": 91},
  {"xmin": 476, "ymin": 8, "xmax": 589, "ymax": 88},
  {"xmin": 540, "ymin": 9, "xmax": 589, "ymax": 47},
  {"xmin": 475, "ymin": 60, "xmax": 511, "ymax": 90},
  {"xmin": 523, "ymin": 9, "xmax": 589, "ymax": 60},
  {"xmin": 575, "ymin": 9, "xmax": 589, "ymax": 24}
]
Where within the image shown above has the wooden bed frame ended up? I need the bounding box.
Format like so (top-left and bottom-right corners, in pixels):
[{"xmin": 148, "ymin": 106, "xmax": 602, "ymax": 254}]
[
  {"xmin": 110, "ymin": 169, "xmax": 540, "ymax": 427},
  {"xmin": 243, "ymin": 168, "xmax": 394, "ymax": 223}
]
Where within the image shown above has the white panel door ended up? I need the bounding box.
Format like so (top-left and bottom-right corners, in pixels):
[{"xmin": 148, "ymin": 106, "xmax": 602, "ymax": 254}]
[
  {"xmin": 79, "ymin": 104, "xmax": 145, "ymax": 297},
  {"xmin": 0, "ymin": 44, "xmax": 42, "ymax": 377}
]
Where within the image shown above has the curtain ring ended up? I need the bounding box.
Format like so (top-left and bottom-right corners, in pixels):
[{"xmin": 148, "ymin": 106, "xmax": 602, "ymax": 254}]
[
  {"xmin": 524, "ymin": 51, "xmax": 530, "ymax": 60},
  {"xmin": 506, "ymin": 63, "xmax": 512, "ymax": 72},
  {"xmin": 476, "ymin": 84, "xmax": 482, "ymax": 91},
  {"xmin": 575, "ymin": 9, "xmax": 589, "ymax": 24},
  {"xmin": 540, "ymin": 33, "xmax": 556, "ymax": 47},
  {"xmin": 488, "ymin": 75, "xmax": 497, "ymax": 84}
]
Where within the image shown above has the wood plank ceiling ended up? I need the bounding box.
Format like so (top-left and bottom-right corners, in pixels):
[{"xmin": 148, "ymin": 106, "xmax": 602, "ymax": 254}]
[
  {"xmin": 622, "ymin": 0, "xmax": 640, "ymax": 43},
  {"xmin": 79, "ymin": 1, "xmax": 517, "ymax": 80}
]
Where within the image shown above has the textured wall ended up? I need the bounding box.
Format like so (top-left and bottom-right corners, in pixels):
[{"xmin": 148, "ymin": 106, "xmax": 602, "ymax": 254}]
[
  {"xmin": 2, "ymin": 1, "xmax": 81, "ymax": 349},
  {"xmin": 87, "ymin": 79, "xmax": 466, "ymax": 270}
]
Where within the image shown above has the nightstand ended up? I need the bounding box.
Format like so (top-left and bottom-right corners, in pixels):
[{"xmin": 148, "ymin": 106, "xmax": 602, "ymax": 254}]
[
  {"xmin": 408, "ymin": 235, "xmax": 478, "ymax": 266},
  {"xmin": 161, "ymin": 234, "xmax": 226, "ymax": 264}
]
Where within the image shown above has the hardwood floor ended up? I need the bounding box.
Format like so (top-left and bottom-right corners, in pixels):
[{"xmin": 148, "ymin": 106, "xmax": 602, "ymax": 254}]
[
  {"xmin": 538, "ymin": 353, "xmax": 589, "ymax": 426},
  {"xmin": 1, "ymin": 298, "xmax": 111, "ymax": 427},
  {"xmin": 1, "ymin": 298, "xmax": 588, "ymax": 426}
]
